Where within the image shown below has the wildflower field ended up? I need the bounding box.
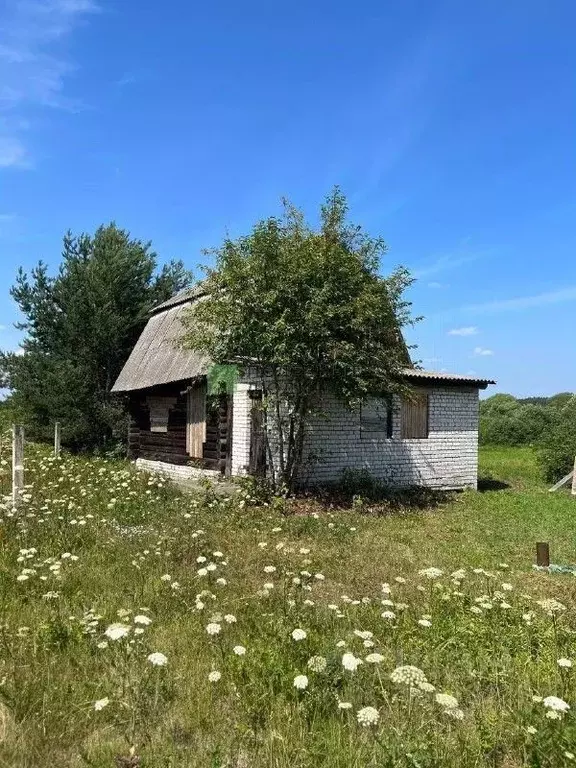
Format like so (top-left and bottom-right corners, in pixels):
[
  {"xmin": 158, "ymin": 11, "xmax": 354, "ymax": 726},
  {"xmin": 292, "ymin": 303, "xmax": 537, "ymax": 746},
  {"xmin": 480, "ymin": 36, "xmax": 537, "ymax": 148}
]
[{"xmin": 1, "ymin": 441, "xmax": 576, "ymax": 767}]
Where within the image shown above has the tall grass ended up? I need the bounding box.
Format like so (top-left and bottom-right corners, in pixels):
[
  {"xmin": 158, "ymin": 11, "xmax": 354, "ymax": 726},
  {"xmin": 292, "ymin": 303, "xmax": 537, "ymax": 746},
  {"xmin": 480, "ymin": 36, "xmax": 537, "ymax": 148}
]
[{"xmin": 1, "ymin": 444, "xmax": 576, "ymax": 766}]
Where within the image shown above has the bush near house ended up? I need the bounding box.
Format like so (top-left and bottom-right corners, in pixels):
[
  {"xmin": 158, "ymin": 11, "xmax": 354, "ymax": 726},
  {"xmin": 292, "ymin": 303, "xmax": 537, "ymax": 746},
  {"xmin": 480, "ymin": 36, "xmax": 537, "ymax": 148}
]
[{"xmin": 2, "ymin": 443, "xmax": 576, "ymax": 767}]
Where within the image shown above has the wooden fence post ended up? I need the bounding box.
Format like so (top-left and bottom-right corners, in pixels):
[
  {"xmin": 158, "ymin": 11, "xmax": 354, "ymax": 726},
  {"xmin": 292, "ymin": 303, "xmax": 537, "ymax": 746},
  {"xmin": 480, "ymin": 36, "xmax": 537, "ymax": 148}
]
[
  {"xmin": 572, "ymin": 456, "xmax": 576, "ymax": 496},
  {"xmin": 536, "ymin": 542, "xmax": 550, "ymax": 567},
  {"xmin": 54, "ymin": 421, "xmax": 61, "ymax": 459},
  {"xmin": 12, "ymin": 424, "xmax": 24, "ymax": 506}
]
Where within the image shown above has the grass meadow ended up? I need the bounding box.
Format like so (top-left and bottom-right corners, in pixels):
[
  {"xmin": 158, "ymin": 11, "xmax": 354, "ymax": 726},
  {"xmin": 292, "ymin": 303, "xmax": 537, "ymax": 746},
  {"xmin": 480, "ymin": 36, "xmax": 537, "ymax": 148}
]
[{"xmin": 1, "ymin": 437, "xmax": 576, "ymax": 767}]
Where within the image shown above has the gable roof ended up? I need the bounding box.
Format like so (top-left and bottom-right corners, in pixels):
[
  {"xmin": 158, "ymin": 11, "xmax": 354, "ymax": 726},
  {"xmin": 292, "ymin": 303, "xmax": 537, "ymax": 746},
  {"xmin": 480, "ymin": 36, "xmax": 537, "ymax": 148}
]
[
  {"xmin": 112, "ymin": 289, "xmax": 495, "ymax": 393},
  {"xmin": 111, "ymin": 291, "xmax": 208, "ymax": 392}
]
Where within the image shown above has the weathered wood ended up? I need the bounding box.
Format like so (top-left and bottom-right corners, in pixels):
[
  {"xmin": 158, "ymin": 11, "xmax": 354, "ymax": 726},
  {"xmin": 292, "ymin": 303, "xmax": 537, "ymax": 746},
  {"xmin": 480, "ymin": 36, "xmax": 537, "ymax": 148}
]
[
  {"xmin": 401, "ymin": 391, "xmax": 429, "ymax": 439},
  {"xmin": 548, "ymin": 469, "xmax": 575, "ymax": 492},
  {"xmin": 249, "ymin": 391, "xmax": 266, "ymax": 476},
  {"xmin": 536, "ymin": 542, "xmax": 550, "ymax": 567},
  {"xmin": 572, "ymin": 457, "xmax": 576, "ymax": 496},
  {"xmin": 54, "ymin": 421, "xmax": 61, "ymax": 458},
  {"xmin": 12, "ymin": 424, "xmax": 24, "ymax": 506},
  {"xmin": 187, "ymin": 380, "xmax": 207, "ymax": 458}
]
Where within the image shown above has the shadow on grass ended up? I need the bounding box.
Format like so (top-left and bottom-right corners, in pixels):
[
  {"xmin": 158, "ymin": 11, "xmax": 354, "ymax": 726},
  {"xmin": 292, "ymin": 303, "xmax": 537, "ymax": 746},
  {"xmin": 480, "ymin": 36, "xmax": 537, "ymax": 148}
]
[
  {"xmin": 291, "ymin": 485, "xmax": 454, "ymax": 517},
  {"xmin": 477, "ymin": 475, "xmax": 511, "ymax": 493}
]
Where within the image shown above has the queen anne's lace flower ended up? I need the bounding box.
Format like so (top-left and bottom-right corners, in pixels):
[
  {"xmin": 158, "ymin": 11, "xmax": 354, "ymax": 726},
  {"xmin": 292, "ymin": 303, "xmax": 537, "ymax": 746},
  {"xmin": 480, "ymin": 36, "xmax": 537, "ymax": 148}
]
[
  {"xmin": 291, "ymin": 628, "xmax": 307, "ymax": 641},
  {"xmin": 543, "ymin": 696, "xmax": 570, "ymax": 712},
  {"xmin": 390, "ymin": 665, "xmax": 428, "ymax": 687},
  {"xmin": 208, "ymin": 670, "xmax": 221, "ymax": 682},
  {"xmin": 356, "ymin": 706, "xmax": 380, "ymax": 726},
  {"xmin": 104, "ymin": 623, "xmax": 130, "ymax": 641},
  {"xmin": 293, "ymin": 674, "xmax": 308, "ymax": 690},
  {"xmin": 537, "ymin": 598, "xmax": 566, "ymax": 615},
  {"xmin": 94, "ymin": 697, "xmax": 109, "ymax": 711},
  {"xmin": 365, "ymin": 653, "xmax": 384, "ymax": 664},
  {"xmin": 342, "ymin": 652, "xmax": 363, "ymax": 672},
  {"xmin": 307, "ymin": 655, "xmax": 327, "ymax": 672},
  {"xmin": 206, "ymin": 622, "xmax": 221, "ymax": 635},
  {"xmin": 436, "ymin": 693, "xmax": 459, "ymax": 709},
  {"xmin": 418, "ymin": 567, "xmax": 443, "ymax": 579},
  {"xmin": 557, "ymin": 658, "xmax": 572, "ymax": 668},
  {"xmin": 233, "ymin": 645, "xmax": 246, "ymax": 656},
  {"xmin": 133, "ymin": 615, "xmax": 152, "ymax": 626}
]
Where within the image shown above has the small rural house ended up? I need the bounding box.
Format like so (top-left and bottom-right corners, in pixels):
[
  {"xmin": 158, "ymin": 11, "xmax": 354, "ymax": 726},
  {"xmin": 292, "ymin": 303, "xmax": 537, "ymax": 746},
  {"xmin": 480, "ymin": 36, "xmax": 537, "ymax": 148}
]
[{"xmin": 112, "ymin": 288, "xmax": 495, "ymax": 489}]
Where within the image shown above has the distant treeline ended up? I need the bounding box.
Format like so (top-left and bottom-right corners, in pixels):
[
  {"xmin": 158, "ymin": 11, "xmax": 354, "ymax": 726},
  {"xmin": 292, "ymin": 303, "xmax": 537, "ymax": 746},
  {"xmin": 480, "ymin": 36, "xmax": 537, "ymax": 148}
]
[{"xmin": 480, "ymin": 393, "xmax": 576, "ymax": 482}]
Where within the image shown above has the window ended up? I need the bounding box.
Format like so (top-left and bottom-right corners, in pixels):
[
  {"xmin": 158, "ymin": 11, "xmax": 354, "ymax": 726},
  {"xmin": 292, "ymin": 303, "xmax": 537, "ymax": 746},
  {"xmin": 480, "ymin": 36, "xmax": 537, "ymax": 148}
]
[
  {"xmin": 147, "ymin": 395, "xmax": 177, "ymax": 433},
  {"xmin": 360, "ymin": 398, "xmax": 393, "ymax": 439},
  {"xmin": 401, "ymin": 391, "xmax": 429, "ymax": 439}
]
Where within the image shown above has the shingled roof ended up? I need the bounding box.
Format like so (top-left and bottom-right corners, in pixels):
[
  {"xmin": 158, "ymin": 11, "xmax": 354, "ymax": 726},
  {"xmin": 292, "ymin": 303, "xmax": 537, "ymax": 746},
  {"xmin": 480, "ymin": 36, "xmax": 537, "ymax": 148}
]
[
  {"xmin": 111, "ymin": 291, "xmax": 208, "ymax": 392},
  {"xmin": 112, "ymin": 289, "xmax": 495, "ymax": 393}
]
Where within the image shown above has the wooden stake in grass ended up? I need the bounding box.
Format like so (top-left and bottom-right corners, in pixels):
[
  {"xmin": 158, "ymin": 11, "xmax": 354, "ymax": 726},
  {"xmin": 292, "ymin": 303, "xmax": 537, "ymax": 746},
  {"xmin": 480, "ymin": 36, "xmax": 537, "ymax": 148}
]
[
  {"xmin": 536, "ymin": 542, "xmax": 550, "ymax": 568},
  {"xmin": 572, "ymin": 456, "xmax": 576, "ymax": 496},
  {"xmin": 12, "ymin": 424, "xmax": 24, "ymax": 506},
  {"xmin": 54, "ymin": 421, "xmax": 61, "ymax": 459}
]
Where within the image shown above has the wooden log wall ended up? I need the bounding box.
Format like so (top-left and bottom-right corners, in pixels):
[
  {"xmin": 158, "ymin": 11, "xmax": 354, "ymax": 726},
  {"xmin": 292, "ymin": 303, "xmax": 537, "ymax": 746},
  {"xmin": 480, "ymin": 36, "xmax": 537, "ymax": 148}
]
[
  {"xmin": 128, "ymin": 383, "xmax": 232, "ymax": 473},
  {"xmin": 128, "ymin": 382, "xmax": 189, "ymax": 465}
]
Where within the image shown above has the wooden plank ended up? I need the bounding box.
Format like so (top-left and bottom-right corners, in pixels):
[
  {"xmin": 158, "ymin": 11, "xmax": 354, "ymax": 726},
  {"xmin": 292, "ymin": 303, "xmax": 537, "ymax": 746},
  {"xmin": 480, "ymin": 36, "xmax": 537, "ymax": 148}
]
[
  {"xmin": 549, "ymin": 469, "xmax": 574, "ymax": 492},
  {"xmin": 187, "ymin": 381, "xmax": 206, "ymax": 458},
  {"xmin": 54, "ymin": 422, "xmax": 61, "ymax": 458},
  {"xmin": 572, "ymin": 457, "xmax": 576, "ymax": 496},
  {"xmin": 12, "ymin": 424, "xmax": 24, "ymax": 506},
  {"xmin": 401, "ymin": 391, "xmax": 429, "ymax": 439},
  {"xmin": 536, "ymin": 542, "xmax": 550, "ymax": 567}
]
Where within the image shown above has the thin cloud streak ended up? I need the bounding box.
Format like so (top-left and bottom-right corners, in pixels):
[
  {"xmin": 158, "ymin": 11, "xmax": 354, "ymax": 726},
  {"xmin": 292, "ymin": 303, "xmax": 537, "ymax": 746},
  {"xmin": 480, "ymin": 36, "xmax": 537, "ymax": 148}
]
[
  {"xmin": 457, "ymin": 286, "xmax": 576, "ymax": 315},
  {"xmin": 0, "ymin": 0, "xmax": 99, "ymax": 167}
]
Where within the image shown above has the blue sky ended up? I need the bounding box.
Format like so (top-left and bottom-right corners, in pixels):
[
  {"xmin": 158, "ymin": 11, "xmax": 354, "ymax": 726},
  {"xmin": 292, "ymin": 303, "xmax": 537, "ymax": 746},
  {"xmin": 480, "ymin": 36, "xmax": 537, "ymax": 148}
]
[{"xmin": 1, "ymin": 0, "xmax": 575, "ymax": 397}]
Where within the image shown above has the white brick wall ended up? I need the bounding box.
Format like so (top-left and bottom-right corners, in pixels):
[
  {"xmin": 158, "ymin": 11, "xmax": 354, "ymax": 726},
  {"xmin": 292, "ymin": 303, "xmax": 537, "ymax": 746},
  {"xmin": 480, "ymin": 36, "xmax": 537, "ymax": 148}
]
[
  {"xmin": 135, "ymin": 458, "xmax": 220, "ymax": 481},
  {"xmin": 230, "ymin": 381, "xmax": 479, "ymax": 490},
  {"xmin": 231, "ymin": 382, "xmax": 253, "ymax": 476}
]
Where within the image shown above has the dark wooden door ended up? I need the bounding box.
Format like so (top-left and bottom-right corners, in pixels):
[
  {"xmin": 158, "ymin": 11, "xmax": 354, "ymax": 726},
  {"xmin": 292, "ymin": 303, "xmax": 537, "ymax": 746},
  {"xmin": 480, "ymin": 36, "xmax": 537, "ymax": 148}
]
[{"xmin": 249, "ymin": 391, "xmax": 266, "ymax": 476}]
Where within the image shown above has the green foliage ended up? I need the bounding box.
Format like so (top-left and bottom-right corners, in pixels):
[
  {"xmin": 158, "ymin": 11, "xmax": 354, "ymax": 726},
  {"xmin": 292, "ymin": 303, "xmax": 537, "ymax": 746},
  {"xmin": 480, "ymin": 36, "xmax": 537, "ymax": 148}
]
[
  {"xmin": 0, "ymin": 224, "xmax": 192, "ymax": 451},
  {"xmin": 183, "ymin": 188, "xmax": 415, "ymax": 491},
  {"xmin": 479, "ymin": 393, "xmax": 566, "ymax": 447},
  {"xmin": 207, "ymin": 364, "xmax": 239, "ymax": 396},
  {"xmin": 537, "ymin": 396, "xmax": 576, "ymax": 482},
  {"xmin": 3, "ymin": 445, "xmax": 576, "ymax": 766}
]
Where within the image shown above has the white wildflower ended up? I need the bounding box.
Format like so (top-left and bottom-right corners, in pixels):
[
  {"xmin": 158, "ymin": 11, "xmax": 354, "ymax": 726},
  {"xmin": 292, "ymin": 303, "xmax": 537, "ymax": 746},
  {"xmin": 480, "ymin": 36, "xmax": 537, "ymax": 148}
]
[
  {"xmin": 293, "ymin": 674, "xmax": 308, "ymax": 690},
  {"xmin": 356, "ymin": 706, "xmax": 380, "ymax": 726},
  {"xmin": 342, "ymin": 652, "xmax": 363, "ymax": 672},
  {"xmin": 94, "ymin": 697, "xmax": 110, "ymax": 711},
  {"xmin": 208, "ymin": 670, "xmax": 221, "ymax": 682},
  {"xmin": 365, "ymin": 653, "xmax": 385, "ymax": 664},
  {"xmin": 418, "ymin": 619, "xmax": 432, "ymax": 627},
  {"xmin": 557, "ymin": 658, "xmax": 573, "ymax": 668},
  {"xmin": 104, "ymin": 623, "xmax": 130, "ymax": 641},
  {"xmin": 233, "ymin": 645, "xmax": 246, "ymax": 656},
  {"xmin": 436, "ymin": 693, "xmax": 459, "ymax": 709},
  {"xmin": 390, "ymin": 665, "xmax": 427, "ymax": 687},
  {"xmin": 543, "ymin": 695, "xmax": 570, "ymax": 712},
  {"xmin": 307, "ymin": 655, "xmax": 327, "ymax": 672},
  {"xmin": 338, "ymin": 701, "xmax": 352, "ymax": 710},
  {"xmin": 133, "ymin": 615, "xmax": 152, "ymax": 626},
  {"xmin": 418, "ymin": 567, "xmax": 443, "ymax": 579},
  {"xmin": 206, "ymin": 622, "xmax": 222, "ymax": 636},
  {"xmin": 224, "ymin": 614, "xmax": 237, "ymax": 624},
  {"xmin": 147, "ymin": 652, "xmax": 168, "ymax": 666},
  {"xmin": 291, "ymin": 628, "xmax": 307, "ymax": 641}
]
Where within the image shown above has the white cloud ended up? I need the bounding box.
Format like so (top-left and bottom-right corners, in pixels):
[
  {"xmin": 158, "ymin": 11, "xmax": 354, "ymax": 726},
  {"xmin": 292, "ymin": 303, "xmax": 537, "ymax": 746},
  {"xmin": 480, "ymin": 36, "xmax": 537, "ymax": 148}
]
[
  {"xmin": 427, "ymin": 281, "xmax": 446, "ymax": 289},
  {"xmin": 448, "ymin": 326, "xmax": 479, "ymax": 337},
  {"xmin": 458, "ymin": 286, "xmax": 576, "ymax": 315},
  {"xmin": 0, "ymin": 0, "xmax": 99, "ymax": 167},
  {"xmin": 413, "ymin": 241, "xmax": 496, "ymax": 279},
  {"xmin": 473, "ymin": 346, "xmax": 494, "ymax": 357}
]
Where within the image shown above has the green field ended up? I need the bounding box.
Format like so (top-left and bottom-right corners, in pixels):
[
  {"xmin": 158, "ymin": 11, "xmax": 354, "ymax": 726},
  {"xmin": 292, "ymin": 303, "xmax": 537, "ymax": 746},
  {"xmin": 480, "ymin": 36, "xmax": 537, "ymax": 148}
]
[{"xmin": 1, "ymin": 444, "xmax": 576, "ymax": 767}]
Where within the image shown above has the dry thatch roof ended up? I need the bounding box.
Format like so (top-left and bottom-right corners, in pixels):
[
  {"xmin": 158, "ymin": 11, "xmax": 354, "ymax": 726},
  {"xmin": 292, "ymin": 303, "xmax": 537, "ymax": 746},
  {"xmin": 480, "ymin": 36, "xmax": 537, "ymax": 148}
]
[{"xmin": 112, "ymin": 291, "xmax": 207, "ymax": 392}]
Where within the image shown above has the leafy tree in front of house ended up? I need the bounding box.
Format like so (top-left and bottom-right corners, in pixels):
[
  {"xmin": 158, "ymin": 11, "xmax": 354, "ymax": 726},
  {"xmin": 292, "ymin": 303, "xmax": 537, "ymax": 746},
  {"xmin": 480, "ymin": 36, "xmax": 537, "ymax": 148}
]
[
  {"xmin": 537, "ymin": 395, "xmax": 576, "ymax": 482},
  {"xmin": 0, "ymin": 223, "xmax": 192, "ymax": 451},
  {"xmin": 182, "ymin": 189, "xmax": 416, "ymax": 491}
]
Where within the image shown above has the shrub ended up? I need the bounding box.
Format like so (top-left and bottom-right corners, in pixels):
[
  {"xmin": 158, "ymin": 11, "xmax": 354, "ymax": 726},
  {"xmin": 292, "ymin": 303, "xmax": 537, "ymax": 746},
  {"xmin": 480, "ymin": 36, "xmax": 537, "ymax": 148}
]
[{"xmin": 537, "ymin": 397, "xmax": 576, "ymax": 482}]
